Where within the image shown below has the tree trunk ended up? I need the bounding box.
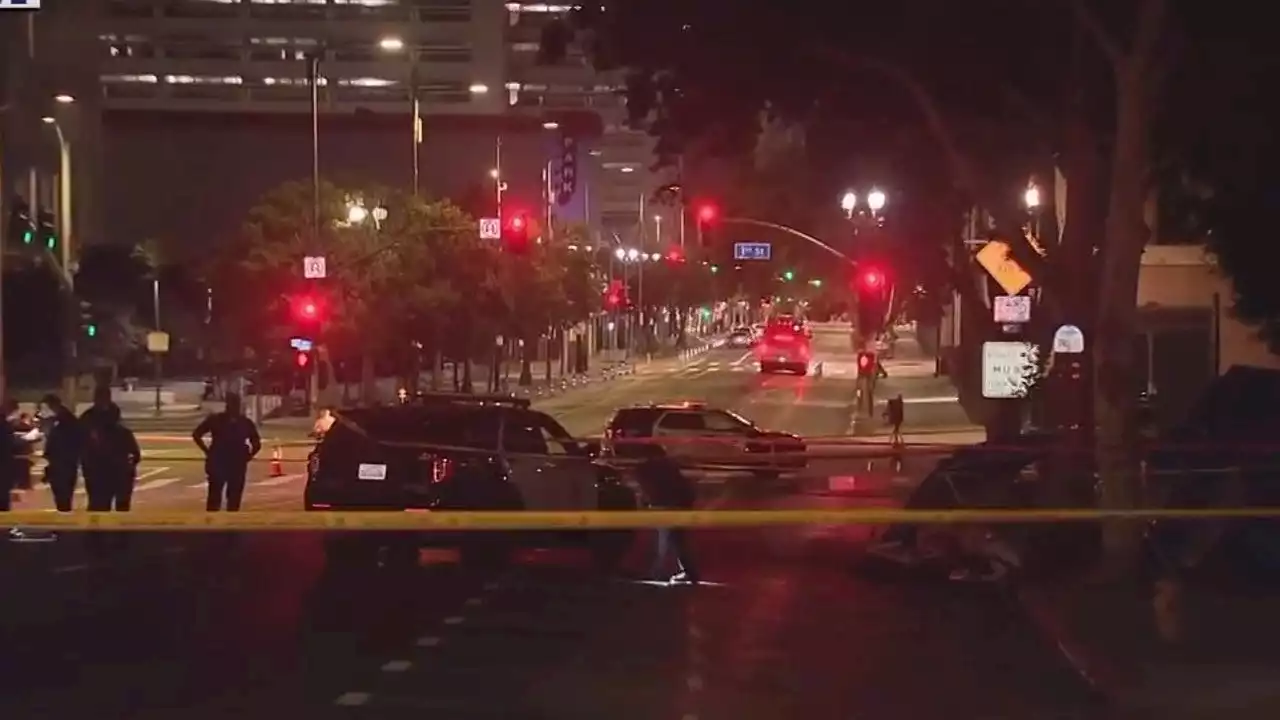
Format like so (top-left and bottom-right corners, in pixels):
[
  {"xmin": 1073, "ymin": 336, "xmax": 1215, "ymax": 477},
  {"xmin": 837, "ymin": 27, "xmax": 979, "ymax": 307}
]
[
  {"xmin": 359, "ymin": 350, "xmax": 377, "ymax": 403},
  {"xmin": 1094, "ymin": 69, "xmax": 1154, "ymax": 575}
]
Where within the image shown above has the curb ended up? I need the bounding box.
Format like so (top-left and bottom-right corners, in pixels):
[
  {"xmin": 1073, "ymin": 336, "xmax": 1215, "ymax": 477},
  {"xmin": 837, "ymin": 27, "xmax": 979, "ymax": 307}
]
[{"xmin": 513, "ymin": 362, "xmax": 637, "ymax": 401}]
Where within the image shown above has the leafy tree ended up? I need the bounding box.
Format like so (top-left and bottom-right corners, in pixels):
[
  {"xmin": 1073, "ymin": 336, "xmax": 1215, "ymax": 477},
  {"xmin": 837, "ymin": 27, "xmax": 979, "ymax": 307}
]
[
  {"xmin": 576, "ymin": 0, "xmax": 1200, "ymax": 567},
  {"xmin": 74, "ymin": 245, "xmax": 152, "ymax": 378}
]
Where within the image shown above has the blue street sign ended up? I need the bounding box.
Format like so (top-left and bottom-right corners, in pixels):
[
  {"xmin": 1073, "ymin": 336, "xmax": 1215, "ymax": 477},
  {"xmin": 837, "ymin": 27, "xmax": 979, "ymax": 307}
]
[
  {"xmin": 733, "ymin": 242, "xmax": 771, "ymax": 261},
  {"xmin": 0, "ymin": 0, "xmax": 40, "ymax": 8},
  {"xmin": 290, "ymin": 337, "xmax": 314, "ymax": 352}
]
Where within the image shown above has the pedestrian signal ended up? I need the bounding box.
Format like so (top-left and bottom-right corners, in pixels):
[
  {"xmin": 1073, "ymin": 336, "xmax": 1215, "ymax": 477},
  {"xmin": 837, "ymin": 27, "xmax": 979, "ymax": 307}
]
[
  {"xmin": 856, "ymin": 352, "xmax": 876, "ymax": 377},
  {"xmin": 295, "ymin": 351, "xmax": 310, "ymax": 368}
]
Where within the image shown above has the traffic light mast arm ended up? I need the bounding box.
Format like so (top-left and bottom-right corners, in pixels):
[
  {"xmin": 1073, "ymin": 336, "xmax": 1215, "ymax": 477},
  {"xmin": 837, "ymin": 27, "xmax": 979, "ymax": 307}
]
[{"xmin": 717, "ymin": 216, "xmax": 855, "ymax": 265}]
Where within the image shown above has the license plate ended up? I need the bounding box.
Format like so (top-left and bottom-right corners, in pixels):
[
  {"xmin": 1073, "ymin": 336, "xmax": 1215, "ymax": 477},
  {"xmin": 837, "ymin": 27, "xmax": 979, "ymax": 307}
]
[{"xmin": 357, "ymin": 463, "xmax": 387, "ymax": 481}]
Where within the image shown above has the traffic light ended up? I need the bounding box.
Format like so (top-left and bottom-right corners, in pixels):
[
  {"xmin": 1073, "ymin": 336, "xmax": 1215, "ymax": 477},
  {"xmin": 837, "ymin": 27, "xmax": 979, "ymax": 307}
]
[
  {"xmin": 666, "ymin": 248, "xmax": 686, "ymax": 263},
  {"xmin": 604, "ymin": 278, "xmax": 623, "ymax": 308},
  {"xmin": 858, "ymin": 267, "xmax": 885, "ymax": 291},
  {"xmin": 693, "ymin": 201, "xmax": 719, "ymax": 246},
  {"xmin": 295, "ymin": 351, "xmax": 311, "ymax": 368},
  {"xmin": 6, "ymin": 198, "xmax": 33, "ymax": 246},
  {"xmin": 782, "ymin": 270, "xmax": 795, "ymax": 282},
  {"xmin": 290, "ymin": 294, "xmax": 325, "ymax": 324},
  {"xmin": 77, "ymin": 300, "xmax": 96, "ymax": 337},
  {"xmin": 856, "ymin": 351, "xmax": 876, "ymax": 378},
  {"xmin": 502, "ymin": 213, "xmax": 531, "ymax": 253},
  {"xmin": 36, "ymin": 210, "xmax": 56, "ymax": 250}
]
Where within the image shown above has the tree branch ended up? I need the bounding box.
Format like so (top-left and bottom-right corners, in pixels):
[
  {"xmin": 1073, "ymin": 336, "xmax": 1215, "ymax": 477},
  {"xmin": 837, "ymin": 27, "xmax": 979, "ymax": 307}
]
[{"xmin": 1068, "ymin": 0, "xmax": 1124, "ymax": 67}]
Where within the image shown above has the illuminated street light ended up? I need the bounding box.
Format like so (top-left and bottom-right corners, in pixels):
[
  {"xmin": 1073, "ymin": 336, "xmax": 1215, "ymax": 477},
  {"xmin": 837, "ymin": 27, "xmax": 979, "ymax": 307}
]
[
  {"xmin": 378, "ymin": 37, "xmax": 404, "ymax": 52},
  {"xmin": 40, "ymin": 116, "xmax": 54, "ymax": 125},
  {"xmin": 346, "ymin": 203, "xmax": 368, "ymax": 224},
  {"xmin": 626, "ymin": 248, "xmax": 640, "ymax": 262},
  {"xmin": 867, "ymin": 189, "xmax": 887, "ymax": 212},
  {"xmin": 489, "ymin": 168, "xmax": 500, "ymax": 179},
  {"xmin": 542, "ymin": 121, "xmax": 559, "ymax": 130},
  {"xmin": 53, "ymin": 94, "xmax": 75, "ymax": 104},
  {"xmin": 840, "ymin": 191, "xmax": 857, "ymax": 214},
  {"xmin": 620, "ymin": 166, "xmax": 635, "ymax": 173},
  {"xmin": 469, "ymin": 83, "xmax": 489, "ymax": 94},
  {"xmin": 614, "ymin": 247, "xmax": 626, "ymax": 260},
  {"xmin": 1024, "ymin": 185, "xmax": 1042, "ymax": 209}
]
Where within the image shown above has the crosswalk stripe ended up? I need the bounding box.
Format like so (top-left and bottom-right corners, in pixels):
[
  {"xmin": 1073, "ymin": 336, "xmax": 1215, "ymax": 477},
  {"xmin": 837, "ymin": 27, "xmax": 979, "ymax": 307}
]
[
  {"xmin": 255, "ymin": 473, "xmax": 305, "ymax": 487},
  {"xmin": 135, "ymin": 477, "xmax": 185, "ymax": 492}
]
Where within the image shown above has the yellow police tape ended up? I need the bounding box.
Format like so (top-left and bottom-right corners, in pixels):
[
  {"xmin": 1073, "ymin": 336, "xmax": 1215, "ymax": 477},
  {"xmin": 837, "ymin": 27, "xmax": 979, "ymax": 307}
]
[{"xmin": 3, "ymin": 507, "xmax": 1280, "ymax": 531}]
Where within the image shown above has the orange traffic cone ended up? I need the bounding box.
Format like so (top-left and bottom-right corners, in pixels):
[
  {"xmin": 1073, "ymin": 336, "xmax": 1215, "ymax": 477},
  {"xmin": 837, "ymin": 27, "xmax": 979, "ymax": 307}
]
[{"xmin": 269, "ymin": 446, "xmax": 284, "ymax": 478}]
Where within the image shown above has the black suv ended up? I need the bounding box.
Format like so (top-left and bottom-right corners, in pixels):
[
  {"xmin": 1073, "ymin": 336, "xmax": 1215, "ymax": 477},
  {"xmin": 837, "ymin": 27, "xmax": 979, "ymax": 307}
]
[
  {"xmin": 602, "ymin": 403, "xmax": 806, "ymax": 481},
  {"xmin": 305, "ymin": 393, "xmax": 638, "ymax": 569}
]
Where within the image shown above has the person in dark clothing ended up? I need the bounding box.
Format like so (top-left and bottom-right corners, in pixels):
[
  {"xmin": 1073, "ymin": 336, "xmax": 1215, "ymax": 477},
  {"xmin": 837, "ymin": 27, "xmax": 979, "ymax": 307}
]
[
  {"xmin": 81, "ymin": 404, "xmax": 142, "ymax": 511},
  {"xmin": 192, "ymin": 393, "xmax": 262, "ymax": 511},
  {"xmin": 0, "ymin": 400, "xmax": 20, "ymax": 514},
  {"xmin": 885, "ymin": 394, "xmax": 905, "ymax": 448},
  {"xmin": 40, "ymin": 394, "xmax": 81, "ymax": 512},
  {"xmin": 635, "ymin": 453, "xmax": 700, "ymax": 584},
  {"xmin": 80, "ymin": 385, "xmax": 120, "ymax": 428}
]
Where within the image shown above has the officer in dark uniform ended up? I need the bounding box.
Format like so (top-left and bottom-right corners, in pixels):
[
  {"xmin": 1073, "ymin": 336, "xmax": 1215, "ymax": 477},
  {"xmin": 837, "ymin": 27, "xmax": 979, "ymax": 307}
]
[
  {"xmin": 81, "ymin": 404, "xmax": 142, "ymax": 511},
  {"xmin": 192, "ymin": 393, "xmax": 262, "ymax": 511},
  {"xmin": 80, "ymin": 385, "xmax": 120, "ymax": 428},
  {"xmin": 0, "ymin": 400, "xmax": 20, "ymax": 514},
  {"xmin": 636, "ymin": 453, "xmax": 701, "ymax": 584},
  {"xmin": 40, "ymin": 393, "xmax": 82, "ymax": 512}
]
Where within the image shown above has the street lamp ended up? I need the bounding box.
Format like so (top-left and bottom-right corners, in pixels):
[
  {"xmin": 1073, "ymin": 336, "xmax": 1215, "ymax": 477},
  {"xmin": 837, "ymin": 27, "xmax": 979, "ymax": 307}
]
[
  {"xmin": 1024, "ymin": 185, "xmax": 1042, "ymax": 209},
  {"xmin": 867, "ymin": 189, "xmax": 887, "ymax": 213},
  {"xmin": 53, "ymin": 94, "xmax": 74, "ymax": 105},
  {"xmin": 378, "ymin": 37, "xmax": 404, "ymax": 52},
  {"xmin": 346, "ymin": 203, "xmax": 368, "ymax": 224},
  {"xmin": 378, "ymin": 36, "xmax": 422, "ymax": 197},
  {"xmin": 469, "ymin": 83, "xmax": 489, "ymax": 95},
  {"xmin": 840, "ymin": 191, "xmax": 857, "ymax": 216},
  {"xmin": 542, "ymin": 121, "xmax": 559, "ymax": 130}
]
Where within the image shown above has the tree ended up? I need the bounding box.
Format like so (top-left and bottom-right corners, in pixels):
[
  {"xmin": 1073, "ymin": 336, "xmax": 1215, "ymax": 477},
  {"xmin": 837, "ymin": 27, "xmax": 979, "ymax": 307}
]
[
  {"xmin": 74, "ymin": 244, "xmax": 152, "ymax": 380},
  {"xmin": 578, "ymin": 0, "xmax": 1187, "ymax": 568}
]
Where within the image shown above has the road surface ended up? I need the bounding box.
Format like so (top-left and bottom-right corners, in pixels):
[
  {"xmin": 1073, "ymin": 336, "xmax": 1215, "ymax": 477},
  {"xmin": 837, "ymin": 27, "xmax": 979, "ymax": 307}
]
[{"xmin": 0, "ymin": 327, "xmax": 1103, "ymax": 719}]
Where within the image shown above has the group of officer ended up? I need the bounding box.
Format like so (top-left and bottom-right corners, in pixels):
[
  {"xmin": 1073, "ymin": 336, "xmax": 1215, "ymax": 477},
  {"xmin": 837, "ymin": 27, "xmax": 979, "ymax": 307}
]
[{"xmin": 1, "ymin": 388, "xmax": 263, "ymax": 519}]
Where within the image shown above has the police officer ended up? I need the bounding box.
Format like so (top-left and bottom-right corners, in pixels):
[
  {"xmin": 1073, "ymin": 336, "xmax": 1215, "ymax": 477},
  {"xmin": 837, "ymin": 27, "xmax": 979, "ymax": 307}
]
[
  {"xmin": 0, "ymin": 400, "xmax": 20, "ymax": 514},
  {"xmin": 81, "ymin": 404, "xmax": 142, "ymax": 511},
  {"xmin": 885, "ymin": 393, "xmax": 905, "ymax": 448},
  {"xmin": 40, "ymin": 394, "xmax": 81, "ymax": 512},
  {"xmin": 192, "ymin": 393, "xmax": 261, "ymax": 511},
  {"xmin": 636, "ymin": 452, "xmax": 701, "ymax": 584}
]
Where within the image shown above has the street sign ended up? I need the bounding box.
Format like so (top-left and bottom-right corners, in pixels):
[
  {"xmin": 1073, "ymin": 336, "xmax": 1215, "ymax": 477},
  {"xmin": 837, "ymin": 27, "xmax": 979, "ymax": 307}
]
[
  {"xmin": 303, "ymin": 255, "xmax": 327, "ymax": 279},
  {"xmin": 290, "ymin": 337, "xmax": 314, "ymax": 352},
  {"xmin": 478, "ymin": 217, "xmax": 501, "ymax": 239},
  {"xmin": 1052, "ymin": 324, "xmax": 1085, "ymax": 353},
  {"xmin": 981, "ymin": 341, "xmax": 1039, "ymax": 399},
  {"xmin": 733, "ymin": 242, "xmax": 771, "ymax": 261},
  {"xmin": 146, "ymin": 331, "xmax": 170, "ymax": 354},
  {"xmin": 975, "ymin": 240, "xmax": 1032, "ymax": 295},
  {"xmin": 993, "ymin": 295, "xmax": 1032, "ymax": 323}
]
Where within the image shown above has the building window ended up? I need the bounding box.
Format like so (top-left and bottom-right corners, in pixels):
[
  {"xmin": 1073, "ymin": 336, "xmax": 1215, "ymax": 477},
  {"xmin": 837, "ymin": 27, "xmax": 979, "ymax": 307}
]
[
  {"xmin": 420, "ymin": 44, "xmax": 472, "ymax": 63},
  {"xmin": 108, "ymin": 0, "xmax": 157, "ymax": 19},
  {"xmin": 163, "ymin": 42, "xmax": 241, "ymax": 61},
  {"xmin": 415, "ymin": 0, "xmax": 471, "ymax": 22},
  {"xmin": 161, "ymin": 0, "xmax": 242, "ymax": 19},
  {"xmin": 248, "ymin": 1, "xmax": 328, "ymax": 21}
]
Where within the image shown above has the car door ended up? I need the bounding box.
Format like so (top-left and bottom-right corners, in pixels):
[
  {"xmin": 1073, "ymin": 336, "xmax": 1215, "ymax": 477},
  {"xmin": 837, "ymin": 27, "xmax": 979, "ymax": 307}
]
[
  {"xmin": 700, "ymin": 411, "xmax": 756, "ymax": 469},
  {"xmin": 652, "ymin": 411, "xmax": 709, "ymax": 466},
  {"xmin": 501, "ymin": 415, "xmax": 596, "ymax": 510}
]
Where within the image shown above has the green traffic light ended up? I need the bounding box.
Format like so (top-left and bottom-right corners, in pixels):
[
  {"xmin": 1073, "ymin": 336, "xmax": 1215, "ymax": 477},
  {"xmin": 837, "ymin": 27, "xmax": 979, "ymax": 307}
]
[
  {"xmin": 86, "ymin": 324, "xmax": 97, "ymax": 338},
  {"xmin": 783, "ymin": 270, "xmax": 794, "ymax": 281},
  {"xmin": 46, "ymin": 235, "xmax": 57, "ymax": 250},
  {"xmin": 22, "ymin": 229, "xmax": 33, "ymax": 244}
]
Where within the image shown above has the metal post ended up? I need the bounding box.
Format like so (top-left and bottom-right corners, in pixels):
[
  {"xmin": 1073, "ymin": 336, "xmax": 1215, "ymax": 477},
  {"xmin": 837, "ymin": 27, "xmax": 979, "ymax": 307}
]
[
  {"xmin": 152, "ymin": 278, "xmax": 162, "ymax": 415},
  {"xmin": 308, "ymin": 54, "xmax": 321, "ymax": 248},
  {"xmin": 0, "ymin": 128, "xmax": 6, "ymax": 403},
  {"xmin": 411, "ymin": 63, "xmax": 421, "ymax": 198},
  {"xmin": 494, "ymin": 136, "xmax": 503, "ymax": 216}
]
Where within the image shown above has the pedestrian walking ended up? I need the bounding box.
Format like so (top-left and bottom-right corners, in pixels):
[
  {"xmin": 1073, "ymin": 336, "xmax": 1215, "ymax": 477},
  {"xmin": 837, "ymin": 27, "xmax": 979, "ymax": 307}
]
[
  {"xmin": 81, "ymin": 404, "xmax": 142, "ymax": 511},
  {"xmin": 40, "ymin": 394, "xmax": 81, "ymax": 512},
  {"xmin": 885, "ymin": 394, "xmax": 905, "ymax": 448},
  {"xmin": 635, "ymin": 453, "xmax": 700, "ymax": 584},
  {"xmin": 192, "ymin": 393, "xmax": 262, "ymax": 511}
]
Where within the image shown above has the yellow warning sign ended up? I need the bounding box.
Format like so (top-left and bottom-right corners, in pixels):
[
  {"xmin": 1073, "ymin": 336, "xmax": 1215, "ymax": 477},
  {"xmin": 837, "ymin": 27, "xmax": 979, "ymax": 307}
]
[{"xmin": 975, "ymin": 240, "xmax": 1033, "ymax": 295}]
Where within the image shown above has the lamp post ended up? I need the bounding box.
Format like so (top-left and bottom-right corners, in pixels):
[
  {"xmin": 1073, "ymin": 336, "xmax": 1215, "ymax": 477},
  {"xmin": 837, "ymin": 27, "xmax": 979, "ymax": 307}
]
[
  {"xmin": 306, "ymin": 52, "xmax": 322, "ymax": 248},
  {"xmin": 43, "ymin": 109, "xmax": 78, "ymax": 404}
]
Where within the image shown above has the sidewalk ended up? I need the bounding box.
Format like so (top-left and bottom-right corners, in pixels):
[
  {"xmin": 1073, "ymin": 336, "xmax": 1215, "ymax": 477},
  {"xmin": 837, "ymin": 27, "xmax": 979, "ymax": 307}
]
[{"xmin": 1021, "ymin": 572, "xmax": 1280, "ymax": 717}]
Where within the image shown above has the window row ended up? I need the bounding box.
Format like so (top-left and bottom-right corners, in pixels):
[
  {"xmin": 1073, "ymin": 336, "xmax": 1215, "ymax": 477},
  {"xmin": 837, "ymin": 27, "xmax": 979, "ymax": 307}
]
[
  {"xmin": 104, "ymin": 39, "xmax": 474, "ymax": 64},
  {"xmin": 101, "ymin": 73, "xmax": 472, "ymax": 93},
  {"xmin": 108, "ymin": 0, "xmax": 472, "ymax": 22}
]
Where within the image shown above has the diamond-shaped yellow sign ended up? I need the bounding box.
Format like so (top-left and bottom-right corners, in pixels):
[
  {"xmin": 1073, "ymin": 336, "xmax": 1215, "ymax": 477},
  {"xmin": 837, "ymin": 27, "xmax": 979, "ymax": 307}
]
[{"xmin": 975, "ymin": 240, "xmax": 1033, "ymax": 295}]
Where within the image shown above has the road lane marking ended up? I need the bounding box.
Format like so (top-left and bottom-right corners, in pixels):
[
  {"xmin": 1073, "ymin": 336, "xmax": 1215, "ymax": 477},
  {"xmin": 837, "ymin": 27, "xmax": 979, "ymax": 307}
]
[
  {"xmin": 136, "ymin": 467, "xmax": 168, "ymax": 481},
  {"xmin": 135, "ymin": 477, "xmax": 185, "ymax": 492},
  {"xmin": 333, "ymin": 692, "xmax": 371, "ymax": 706},
  {"xmin": 443, "ymin": 615, "xmax": 464, "ymax": 625},
  {"xmin": 464, "ymin": 596, "xmax": 484, "ymax": 607},
  {"xmin": 255, "ymin": 473, "xmax": 305, "ymax": 487},
  {"xmin": 53, "ymin": 563, "xmax": 89, "ymax": 574},
  {"xmin": 415, "ymin": 636, "xmax": 441, "ymax": 647},
  {"xmin": 381, "ymin": 660, "xmax": 412, "ymax": 672}
]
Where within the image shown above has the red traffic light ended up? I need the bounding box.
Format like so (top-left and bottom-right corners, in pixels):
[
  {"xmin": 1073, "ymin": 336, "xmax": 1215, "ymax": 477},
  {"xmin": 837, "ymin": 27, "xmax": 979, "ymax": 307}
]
[
  {"xmin": 509, "ymin": 215, "xmax": 526, "ymax": 231},
  {"xmin": 856, "ymin": 352, "xmax": 875, "ymax": 376},
  {"xmin": 291, "ymin": 295, "xmax": 324, "ymax": 323},
  {"xmin": 666, "ymin": 248, "xmax": 686, "ymax": 263},
  {"xmin": 295, "ymin": 351, "xmax": 310, "ymax": 368},
  {"xmin": 860, "ymin": 269, "xmax": 884, "ymax": 289},
  {"xmin": 503, "ymin": 213, "xmax": 531, "ymax": 253},
  {"xmin": 695, "ymin": 202, "xmax": 718, "ymax": 224}
]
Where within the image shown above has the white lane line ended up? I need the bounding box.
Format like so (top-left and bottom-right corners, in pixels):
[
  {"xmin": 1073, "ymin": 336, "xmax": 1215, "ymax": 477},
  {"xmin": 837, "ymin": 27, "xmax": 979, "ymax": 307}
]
[
  {"xmin": 135, "ymin": 477, "xmax": 186, "ymax": 492},
  {"xmin": 443, "ymin": 616, "xmax": 464, "ymax": 625},
  {"xmin": 731, "ymin": 351, "xmax": 755, "ymax": 367},
  {"xmin": 136, "ymin": 467, "xmax": 169, "ymax": 481},
  {"xmin": 53, "ymin": 563, "xmax": 89, "ymax": 574},
  {"xmin": 255, "ymin": 473, "xmax": 305, "ymax": 487},
  {"xmin": 333, "ymin": 692, "xmax": 371, "ymax": 706},
  {"xmin": 381, "ymin": 660, "xmax": 412, "ymax": 672},
  {"xmin": 464, "ymin": 596, "xmax": 484, "ymax": 607},
  {"xmin": 415, "ymin": 636, "xmax": 441, "ymax": 647},
  {"xmin": 76, "ymin": 467, "xmax": 170, "ymax": 495}
]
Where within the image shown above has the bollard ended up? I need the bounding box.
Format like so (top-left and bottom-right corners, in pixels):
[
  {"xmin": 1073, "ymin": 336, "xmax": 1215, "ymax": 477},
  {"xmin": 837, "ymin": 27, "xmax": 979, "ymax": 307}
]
[{"xmin": 269, "ymin": 446, "xmax": 284, "ymax": 478}]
